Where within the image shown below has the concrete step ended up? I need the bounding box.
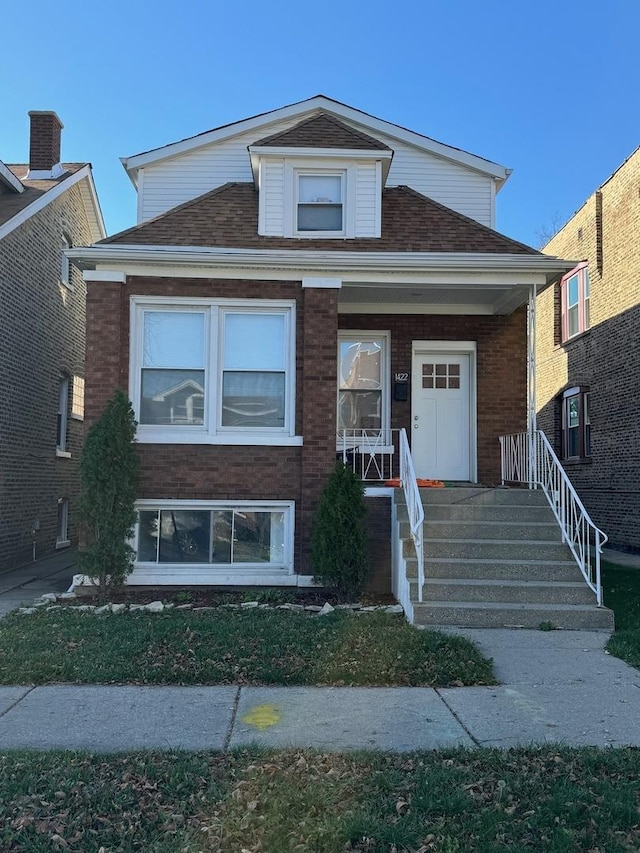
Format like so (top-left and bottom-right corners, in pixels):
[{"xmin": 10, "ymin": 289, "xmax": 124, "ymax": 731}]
[
  {"xmin": 417, "ymin": 488, "xmax": 548, "ymax": 506},
  {"xmin": 421, "ymin": 578, "xmax": 596, "ymax": 605},
  {"xmin": 419, "ymin": 558, "xmax": 582, "ymax": 583},
  {"xmin": 421, "ymin": 520, "xmax": 562, "ymax": 542},
  {"xmin": 422, "ymin": 539, "xmax": 571, "ymax": 562},
  {"xmin": 412, "ymin": 599, "xmax": 615, "ymax": 630},
  {"xmin": 423, "ymin": 504, "xmax": 554, "ymax": 523}
]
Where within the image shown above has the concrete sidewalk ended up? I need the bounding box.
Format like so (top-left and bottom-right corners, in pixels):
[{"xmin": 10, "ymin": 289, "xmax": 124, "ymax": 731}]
[
  {"xmin": 0, "ymin": 550, "xmax": 77, "ymax": 618},
  {"xmin": 0, "ymin": 629, "xmax": 638, "ymax": 752}
]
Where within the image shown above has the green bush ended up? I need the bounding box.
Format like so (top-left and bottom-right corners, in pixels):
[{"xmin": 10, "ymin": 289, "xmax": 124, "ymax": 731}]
[
  {"xmin": 310, "ymin": 461, "xmax": 369, "ymax": 597},
  {"xmin": 79, "ymin": 389, "xmax": 140, "ymax": 602}
]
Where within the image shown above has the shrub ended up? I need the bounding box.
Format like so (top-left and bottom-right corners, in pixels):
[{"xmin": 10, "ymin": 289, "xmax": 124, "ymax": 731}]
[
  {"xmin": 310, "ymin": 461, "xmax": 369, "ymax": 598},
  {"xmin": 79, "ymin": 389, "xmax": 140, "ymax": 602}
]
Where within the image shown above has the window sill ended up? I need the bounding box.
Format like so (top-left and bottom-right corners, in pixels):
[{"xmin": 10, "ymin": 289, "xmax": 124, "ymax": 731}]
[
  {"xmin": 56, "ymin": 449, "xmax": 71, "ymax": 458},
  {"xmin": 562, "ymin": 328, "xmax": 591, "ymax": 346},
  {"xmin": 55, "ymin": 540, "xmax": 71, "ymax": 550},
  {"xmin": 562, "ymin": 456, "xmax": 593, "ymax": 466},
  {"xmin": 135, "ymin": 430, "xmax": 303, "ymax": 446},
  {"xmin": 59, "ymin": 280, "xmax": 74, "ymax": 291},
  {"xmin": 70, "ymin": 413, "xmax": 84, "ymax": 422}
]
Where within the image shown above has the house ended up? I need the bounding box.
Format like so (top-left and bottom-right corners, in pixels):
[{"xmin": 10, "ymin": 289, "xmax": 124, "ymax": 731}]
[
  {"xmin": 538, "ymin": 147, "xmax": 640, "ymax": 553},
  {"xmin": 0, "ymin": 112, "xmax": 105, "ymax": 571},
  {"xmin": 68, "ymin": 96, "xmax": 615, "ymax": 628}
]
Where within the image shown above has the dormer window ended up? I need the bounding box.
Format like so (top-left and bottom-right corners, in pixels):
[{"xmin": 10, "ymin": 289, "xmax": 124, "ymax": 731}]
[{"xmin": 297, "ymin": 173, "xmax": 344, "ymax": 234}]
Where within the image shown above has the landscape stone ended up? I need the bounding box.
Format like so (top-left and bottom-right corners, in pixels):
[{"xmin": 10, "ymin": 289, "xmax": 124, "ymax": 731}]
[{"xmin": 318, "ymin": 602, "xmax": 335, "ymax": 616}]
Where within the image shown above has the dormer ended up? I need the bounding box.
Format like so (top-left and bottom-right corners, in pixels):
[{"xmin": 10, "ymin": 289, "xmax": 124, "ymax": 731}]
[{"xmin": 248, "ymin": 114, "xmax": 393, "ymax": 239}]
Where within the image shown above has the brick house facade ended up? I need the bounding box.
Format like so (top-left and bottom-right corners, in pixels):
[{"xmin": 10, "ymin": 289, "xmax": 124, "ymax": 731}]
[
  {"xmin": 0, "ymin": 112, "xmax": 104, "ymax": 570},
  {"xmin": 538, "ymin": 147, "xmax": 640, "ymax": 552},
  {"xmin": 71, "ymin": 97, "xmax": 568, "ymax": 585}
]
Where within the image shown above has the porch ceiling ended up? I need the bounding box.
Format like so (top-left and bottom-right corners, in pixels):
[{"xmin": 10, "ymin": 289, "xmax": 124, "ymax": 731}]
[{"xmin": 338, "ymin": 282, "xmax": 532, "ymax": 315}]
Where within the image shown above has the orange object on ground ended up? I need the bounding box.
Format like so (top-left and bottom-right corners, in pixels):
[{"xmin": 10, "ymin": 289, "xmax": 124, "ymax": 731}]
[{"xmin": 384, "ymin": 478, "xmax": 445, "ymax": 488}]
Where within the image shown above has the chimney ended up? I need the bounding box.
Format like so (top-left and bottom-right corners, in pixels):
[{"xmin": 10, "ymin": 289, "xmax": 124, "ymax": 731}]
[{"xmin": 28, "ymin": 111, "xmax": 64, "ymax": 177}]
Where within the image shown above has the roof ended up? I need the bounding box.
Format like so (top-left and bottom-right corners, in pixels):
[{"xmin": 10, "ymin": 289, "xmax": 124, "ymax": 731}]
[
  {"xmin": 122, "ymin": 95, "xmax": 510, "ymax": 188},
  {"xmin": 253, "ymin": 113, "xmax": 391, "ymax": 151},
  {"xmin": 101, "ymin": 182, "xmax": 538, "ymax": 255},
  {"xmin": 0, "ymin": 163, "xmax": 86, "ymax": 229}
]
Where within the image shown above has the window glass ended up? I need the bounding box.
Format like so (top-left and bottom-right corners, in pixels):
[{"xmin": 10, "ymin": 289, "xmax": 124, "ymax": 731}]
[
  {"xmin": 562, "ymin": 266, "xmax": 590, "ymax": 341},
  {"xmin": 56, "ymin": 498, "xmax": 69, "ymax": 544},
  {"xmin": 338, "ymin": 338, "xmax": 384, "ymax": 432},
  {"xmin": 57, "ymin": 376, "xmax": 69, "ymax": 450},
  {"xmin": 224, "ymin": 314, "xmax": 285, "ymax": 370},
  {"xmin": 143, "ymin": 312, "xmax": 205, "ymax": 368},
  {"xmin": 298, "ymin": 174, "xmax": 343, "ymax": 232},
  {"xmin": 222, "ymin": 372, "xmax": 285, "ymax": 427}
]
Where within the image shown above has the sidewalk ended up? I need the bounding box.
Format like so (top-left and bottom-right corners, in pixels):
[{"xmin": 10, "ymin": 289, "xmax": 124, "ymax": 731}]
[
  {"xmin": 0, "ymin": 628, "xmax": 638, "ymax": 752},
  {"xmin": 0, "ymin": 551, "xmax": 638, "ymax": 753},
  {"xmin": 0, "ymin": 550, "xmax": 77, "ymax": 618}
]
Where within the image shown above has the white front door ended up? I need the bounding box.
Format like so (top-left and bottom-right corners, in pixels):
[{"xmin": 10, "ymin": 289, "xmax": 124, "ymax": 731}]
[{"xmin": 411, "ymin": 349, "xmax": 474, "ymax": 481}]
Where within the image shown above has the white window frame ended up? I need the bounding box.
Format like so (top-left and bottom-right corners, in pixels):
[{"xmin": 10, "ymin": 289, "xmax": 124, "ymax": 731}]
[
  {"xmin": 295, "ymin": 170, "xmax": 346, "ymax": 237},
  {"xmin": 130, "ymin": 297, "xmax": 300, "ymax": 445},
  {"xmin": 56, "ymin": 497, "xmax": 70, "ymax": 548},
  {"xmin": 56, "ymin": 375, "xmax": 71, "ymax": 457},
  {"xmin": 132, "ymin": 499, "xmax": 295, "ymax": 583},
  {"xmin": 337, "ymin": 330, "xmax": 390, "ymax": 440}
]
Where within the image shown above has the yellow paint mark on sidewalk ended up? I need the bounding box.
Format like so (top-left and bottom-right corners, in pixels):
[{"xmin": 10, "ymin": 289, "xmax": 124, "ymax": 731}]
[{"xmin": 242, "ymin": 703, "xmax": 281, "ymax": 731}]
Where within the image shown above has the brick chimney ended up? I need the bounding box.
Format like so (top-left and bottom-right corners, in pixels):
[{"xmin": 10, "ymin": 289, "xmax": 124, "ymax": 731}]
[{"xmin": 28, "ymin": 111, "xmax": 64, "ymax": 176}]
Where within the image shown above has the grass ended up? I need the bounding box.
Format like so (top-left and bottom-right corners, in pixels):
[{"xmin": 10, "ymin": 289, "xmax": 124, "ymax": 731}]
[
  {"xmin": 603, "ymin": 559, "xmax": 640, "ymax": 667},
  {"xmin": 0, "ymin": 608, "xmax": 495, "ymax": 687},
  {"xmin": 1, "ymin": 746, "xmax": 639, "ymax": 851}
]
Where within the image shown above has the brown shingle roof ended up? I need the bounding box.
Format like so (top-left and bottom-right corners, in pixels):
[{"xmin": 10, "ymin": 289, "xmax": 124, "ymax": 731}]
[
  {"xmin": 253, "ymin": 113, "xmax": 391, "ymax": 151},
  {"xmin": 101, "ymin": 182, "xmax": 538, "ymax": 255},
  {"xmin": 0, "ymin": 164, "xmax": 87, "ymax": 229}
]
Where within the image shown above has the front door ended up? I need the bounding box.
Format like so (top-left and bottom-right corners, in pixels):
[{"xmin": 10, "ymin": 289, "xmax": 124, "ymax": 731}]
[{"xmin": 411, "ymin": 349, "xmax": 474, "ymax": 481}]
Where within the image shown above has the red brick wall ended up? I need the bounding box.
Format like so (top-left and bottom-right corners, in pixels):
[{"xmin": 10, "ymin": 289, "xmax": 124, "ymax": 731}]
[
  {"xmin": 339, "ymin": 310, "xmax": 528, "ymax": 484},
  {"xmin": 85, "ymin": 277, "xmax": 338, "ymax": 573}
]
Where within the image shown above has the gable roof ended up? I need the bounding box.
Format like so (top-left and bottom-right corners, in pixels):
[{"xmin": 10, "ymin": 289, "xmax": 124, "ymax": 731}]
[
  {"xmin": 122, "ymin": 95, "xmax": 510, "ymax": 189},
  {"xmin": 253, "ymin": 113, "xmax": 391, "ymax": 151},
  {"xmin": 0, "ymin": 163, "xmax": 106, "ymax": 241},
  {"xmin": 100, "ymin": 182, "xmax": 537, "ymax": 255}
]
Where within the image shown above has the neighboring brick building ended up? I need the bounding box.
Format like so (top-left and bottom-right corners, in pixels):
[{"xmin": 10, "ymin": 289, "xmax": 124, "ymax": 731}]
[
  {"xmin": 0, "ymin": 112, "xmax": 105, "ymax": 570},
  {"xmin": 538, "ymin": 147, "xmax": 640, "ymax": 551},
  {"xmin": 70, "ymin": 96, "xmax": 568, "ymax": 586}
]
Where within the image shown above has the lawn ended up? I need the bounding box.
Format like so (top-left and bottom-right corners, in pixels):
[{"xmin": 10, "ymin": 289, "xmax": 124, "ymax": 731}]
[
  {"xmin": 0, "ymin": 608, "xmax": 495, "ymax": 687},
  {"xmin": 603, "ymin": 560, "xmax": 640, "ymax": 668},
  {"xmin": 1, "ymin": 746, "xmax": 639, "ymax": 852}
]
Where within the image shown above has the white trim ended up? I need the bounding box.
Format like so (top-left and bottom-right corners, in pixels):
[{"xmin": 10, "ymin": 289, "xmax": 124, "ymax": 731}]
[
  {"xmin": 411, "ymin": 340, "xmax": 478, "ymax": 483},
  {"xmin": 83, "ymin": 269, "xmax": 127, "ymax": 283},
  {"xmin": 0, "ymin": 165, "xmax": 101, "ymax": 241},
  {"xmin": 0, "ymin": 160, "xmax": 24, "ymax": 193},
  {"xmin": 338, "ymin": 302, "xmax": 494, "ymax": 315},
  {"xmin": 55, "ymin": 449, "xmax": 72, "ymax": 459},
  {"xmin": 122, "ymin": 96, "xmax": 509, "ymax": 185},
  {"xmin": 364, "ymin": 486, "xmax": 395, "ymax": 497},
  {"xmin": 133, "ymin": 499, "xmax": 295, "ymax": 577},
  {"xmin": 250, "ymin": 146, "xmax": 392, "ymax": 185},
  {"xmin": 55, "ymin": 540, "xmax": 71, "ymax": 550},
  {"xmin": 136, "ymin": 168, "xmax": 145, "ymax": 223},
  {"xmin": 130, "ymin": 296, "xmax": 297, "ymax": 442},
  {"xmin": 302, "ymin": 276, "xmax": 342, "ymax": 289}
]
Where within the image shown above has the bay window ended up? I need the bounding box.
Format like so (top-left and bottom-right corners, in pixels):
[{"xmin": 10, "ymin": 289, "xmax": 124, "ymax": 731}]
[{"xmin": 131, "ymin": 298, "xmax": 297, "ymax": 444}]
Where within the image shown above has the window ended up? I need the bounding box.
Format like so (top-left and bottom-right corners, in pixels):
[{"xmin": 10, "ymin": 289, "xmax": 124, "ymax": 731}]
[
  {"xmin": 561, "ymin": 263, "xmax": 590, "ymax": 341},
  {"xmin": 56, "ymin": 375, "xmax": 70, "ymax": 453},
  {"xmin": 61, "ymin": 234, "xmax": 72, "ymax": 287},
  {"xmin": 296, "ymin": 172, "xmax": 344, "ymax": 234},
  {"xmin": 56, "ymin": 498, "xmax": 69, "ymax": 547},
  {"xmin": 562, "ymin": 387, "xmax": 591, "ymax": 460},
  {"xmin": 135, "ymin": 501, "xmax": 292, "ymax": 570},
  {"xmin": 131, "ymin": 298, "xmax": 297, "ymax": 444},
  {"xmin": 71, "ymin": 375, "xmax": 85, "ymax": 420},
  {"xmin": 337, "ymin": 333, "xmax": 389, "ymax": 433}
]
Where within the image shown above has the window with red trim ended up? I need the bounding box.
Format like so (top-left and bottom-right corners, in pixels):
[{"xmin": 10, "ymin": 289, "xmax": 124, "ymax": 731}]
[{"xmin": 561, "ymin": 263, "xmax": 590, "ymax": 341}]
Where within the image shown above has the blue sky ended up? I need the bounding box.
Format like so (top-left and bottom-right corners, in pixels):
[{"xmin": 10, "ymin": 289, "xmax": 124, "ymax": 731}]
[{"xmin": 2, "ymin": 0, "xmax": 638, "ymax": 247}]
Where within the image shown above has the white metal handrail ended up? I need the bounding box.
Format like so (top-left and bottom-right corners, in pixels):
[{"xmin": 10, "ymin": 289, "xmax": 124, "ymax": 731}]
[
  {"xmin": 500, "ymin": 430, "xmax": 607, "ymax": 605},
  {"xmin": 399, "ymin": 428, "xmax": 425, "ymax": 602}
]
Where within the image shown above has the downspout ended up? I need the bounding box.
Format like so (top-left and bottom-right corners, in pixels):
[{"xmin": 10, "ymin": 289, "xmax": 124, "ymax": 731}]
[{"xmin": 527, "ymin": 285, "xmax": 537, "ymax": 489}]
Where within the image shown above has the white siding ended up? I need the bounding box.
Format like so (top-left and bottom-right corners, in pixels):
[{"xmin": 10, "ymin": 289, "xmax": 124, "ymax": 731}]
[
  {"xmin": 369, "ymin": 130, "xmax": 494, "ymax": 226},
  {"xmin": 139, "ymin": 116, "xmax": 303, "ymax": 223},
  {"xmin": 260, "ymin": 158, "xmax": 285, "ymax": 236},
  {"xmin": 137, "ymin": 114, "xmax": 494, "ymax": 228},
  {"xmin": 354, "ymin": 161, "xmax": 379, "ymax": 237}
]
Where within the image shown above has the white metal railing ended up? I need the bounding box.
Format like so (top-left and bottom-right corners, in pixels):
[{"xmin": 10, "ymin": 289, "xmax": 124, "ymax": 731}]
[
  {"xmin": 500, "ymin": 430, "xmax": 607, "ymax": 605},
  {"xmin": 337, "ymin": 429, "xmax": 399, "ymax": 482},
  {"xmin": 399, "ymin": 428, "xmax": 425, "ymax": 603}
]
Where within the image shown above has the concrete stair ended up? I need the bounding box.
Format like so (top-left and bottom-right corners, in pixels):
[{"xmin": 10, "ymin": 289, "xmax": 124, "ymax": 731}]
[{"xmin": 396, "ymin": 487, "xmax": 614, "ymax": 630}]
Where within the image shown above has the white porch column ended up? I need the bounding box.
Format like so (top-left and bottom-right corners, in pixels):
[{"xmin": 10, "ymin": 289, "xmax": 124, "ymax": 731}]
[{"xmin": 527, "ymin": 284, "xmax": 537, "ymax": 488}]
